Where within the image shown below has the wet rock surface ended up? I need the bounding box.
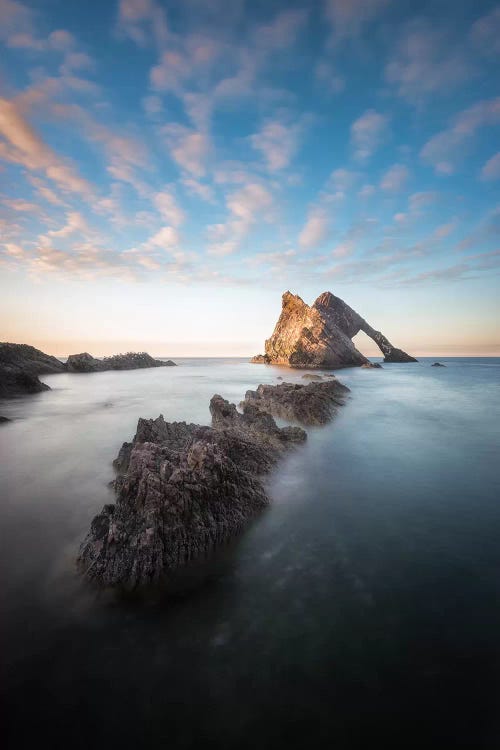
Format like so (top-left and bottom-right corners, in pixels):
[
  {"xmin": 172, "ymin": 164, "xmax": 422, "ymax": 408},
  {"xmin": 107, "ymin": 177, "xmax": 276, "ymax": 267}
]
[
  {"xmin": 252, "ymin": 290, "xmax": 416, "ymax": 368},
  {"xmin": 243, "ymin": 379, "xmax": 350, "ymax": 426}
]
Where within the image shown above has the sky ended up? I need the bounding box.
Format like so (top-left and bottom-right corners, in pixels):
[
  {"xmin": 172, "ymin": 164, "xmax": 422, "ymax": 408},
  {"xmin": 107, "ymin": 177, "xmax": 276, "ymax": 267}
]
[{"xmin": 0, "ymin": 0, "xmax": 499, "ymax": 357}]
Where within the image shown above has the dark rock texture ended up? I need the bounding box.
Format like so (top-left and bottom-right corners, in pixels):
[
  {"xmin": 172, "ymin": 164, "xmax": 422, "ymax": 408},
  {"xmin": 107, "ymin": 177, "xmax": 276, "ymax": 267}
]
[
  {"xmin": 243, "ymin": 379, "xmax": 350, "ymax": 426},
  {"xmin": 77, "ymin": 394, "xmax": 307, "ymax": 589},
  {"xmin": 361, "ymin": 362, "xmax": 383, "ymax": 369},
  {"xmin": 432, "ymin": 362, "xmax": 446, "ymax": 367},
  {"xmin": 0, "ymin": 343, "xmax": 176, "ymax": 396},
  {"xmin": 0, "ymin": 415, "xmax": 11, "ymax": 423},
  {"xmin": 252, "ymin": 291, "xmax": 417, "ymax": 368},
  {"xmin": 0, "ymin": 343, "xmax": 65, "ymax": 396},
  {"xmin": 66, "ymin": 351, "xmax": 175, "ymax": 372}
]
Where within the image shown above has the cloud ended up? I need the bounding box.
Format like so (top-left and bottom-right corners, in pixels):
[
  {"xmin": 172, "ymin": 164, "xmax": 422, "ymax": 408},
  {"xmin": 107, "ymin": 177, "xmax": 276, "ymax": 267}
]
[
  {"xmin": 380, "ymin": 163, "xmax": 409, "ymax": 191},
  {"xmin": 329, "ymin": 168, "xmax": 359, "ymax": 192},
  {"xmin": 385, "ymin": 20, "xmax": 476, "ymax": 104},
  {"xmin": 408, "ymin": 191, "xmax": 438, "ymax": 212},
  {"xmin": 470, "ymin": 7, "xmax": 500, "ymax": 59},
  {"xmin": 0, "ymin": 0, "xmax": 33, "ymax": 41},
  {"xmin": 162, "ymin": 124, "xmax": 211, "ymax": 178},
  {"xmin": 315, "ymin": 61, "xmax": 345, "ymax": 95},
  {"xmin": 0, "ymin": 97, "xmax": 93, "ymax": 198},
  {"xmin": 250, "ymin": 119, "xmax": 301, "ymax": 171},
  {"xmin": 433, "ymin": 221, "xmax": 457, "ymax": 239},
  {"xmin": 181, "ymin": 177, "xmax": 214, "ymax": 203},
  {"xmin": 153, "ymin": 190, "xmax": 185, "ymax": 226},
  {"xmin": 324, "ymin": 0, "xmax": 389, "ymax": 43},
  {"xmin": 350, "ymin": 109, "xmax": 389, "ymax": 161},
  {"xmin": 207, "ymin": 182, "xmax": 274, "ymax": 256},
  {"xmin": 116, "ymin": 0, "xmax": 169, "ymax": 50},
  {"xmin": 358, "ymin": 183, "xmax": 375, "ymax": 198},
  {"xmin": 480, "ymin": 152, "xmax": 500, "ymax": 181},
  {"xmin": 3, "ymin": 198, "xmax": 40, "ymax": 212},
  {"xmin": 421, "ymin": 97, "xmax": 500, "ymax": 175},
  {"xmin": 299, "ymin": 206, "xmax": 331, "ymax": 249},
  {"xmin": 46, "ymin": 211, "xmax": 88, "ymax": 238}
]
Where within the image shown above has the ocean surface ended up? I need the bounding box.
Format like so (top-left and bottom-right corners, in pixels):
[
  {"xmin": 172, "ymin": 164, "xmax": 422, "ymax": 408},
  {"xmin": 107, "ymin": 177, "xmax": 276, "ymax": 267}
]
[{"xmin": 1, "ymin": 357, "xmax": 499, "ymax": 748}]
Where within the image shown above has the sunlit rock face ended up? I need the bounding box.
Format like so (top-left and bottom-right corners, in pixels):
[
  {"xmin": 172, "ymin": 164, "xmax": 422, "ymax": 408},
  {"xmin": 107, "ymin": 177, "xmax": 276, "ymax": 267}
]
[{"xmin": 252, "ymin": 291, "xmax": 417, "ymax": 368}]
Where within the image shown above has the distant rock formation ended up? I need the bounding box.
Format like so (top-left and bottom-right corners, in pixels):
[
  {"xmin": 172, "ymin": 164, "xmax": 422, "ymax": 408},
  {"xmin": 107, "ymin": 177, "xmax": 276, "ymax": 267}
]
[
  {"xmin": 66, "ymin": 351, "xmax": 175, "ymax": 372},
  {"xmin": 0, "ymin": 343, "xmax": 177, "ymax": 396},
  {"xmin": 0, "ymin": 343, "xmax": 65, "ymax": 397},
  {"xmin": 251, "ymin": 291, "xmax": 417, "ymax": 368},
  {"xmin": 431, "ymin": 362, "xmax": 446, "ymax": 367},
  {"xmin": 77, "ymin": 392, "xmax": 307, "ymax": 589}
]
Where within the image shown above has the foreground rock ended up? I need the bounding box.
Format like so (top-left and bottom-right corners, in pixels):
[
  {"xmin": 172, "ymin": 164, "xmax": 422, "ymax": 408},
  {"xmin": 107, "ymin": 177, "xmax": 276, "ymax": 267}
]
[
  {"xmin": 77, "ymin": 395, "xmax": 307, "ymax": 589},
  {"xmin": 243, "ymin": 379, "xmax": 350, "ymax": 426},
  {"xmin": 66, "ymin": 351, "xmax": 175, "ymax": 372},
  {"xmin": 252, "ymin": 290, "xmax": 417, "ymax": 368},
  {"xmin": 0, "ymin": 343, "xmax": 65, "ymax": 396}
]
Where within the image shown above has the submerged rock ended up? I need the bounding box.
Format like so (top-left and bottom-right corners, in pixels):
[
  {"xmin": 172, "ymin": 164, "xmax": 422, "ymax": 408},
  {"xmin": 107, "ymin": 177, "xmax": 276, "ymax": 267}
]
[
  {"xmin": 0, "ymin": 415, "xmax": 11, "ymax": 423},
  {"xmin": 77, "ymin": 394, "xmax": 307, "ymax": 589},
  {"xmin": 431, "ymin": 362, "xmax": 446, "ymax": 367},
  {"xmin": 252, "ymin": 290, "xmax": 417, "ymax": 368},
  {"xmin": 302, "ymin": 373, "xmax": 323, "ymax": 380},
  {"xmin": 243, "ymin": 379, "xmax": 350, "ymax": 426},
  {"xmin": 0, "ymin": 343, "xmax": 65, "ymax": 396},
  {"xmin": 66, "ymin": 351, "xmax": 175, "ymax": 372}
]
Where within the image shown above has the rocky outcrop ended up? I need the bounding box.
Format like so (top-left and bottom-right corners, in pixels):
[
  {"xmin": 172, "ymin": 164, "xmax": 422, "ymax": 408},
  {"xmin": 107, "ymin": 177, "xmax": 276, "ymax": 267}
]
[
  {"xmin": 243, "ymin": 379, "xmax": 350, "ymax": 426},
  {"xmin": 66, "ymin": 351, "xmax": 175, "ymax": 372},
  {"xmin": 77, "ymin": 394, "xmax": 307, "ymax": 589},
  {"xmin": 0, "ymin": 343, "xmax": 176, "ymax": 396},
  {"xmin": 432, "ymin": 362, "xmax": 446, "ymax": 367},
  {"xmin": 252, "ymin": 291, "xmax": 417, "ymax": 368},
  {"xmin": 361, "ymin": 362, "xmax": 383, "ymax": 369},
  {"xmin": 0, "ymin": 415, "xmax": 11, "ymax": 423},
  {"xmin": 0, "ymin": 343, "xmax": 65, "ymax": 396}
]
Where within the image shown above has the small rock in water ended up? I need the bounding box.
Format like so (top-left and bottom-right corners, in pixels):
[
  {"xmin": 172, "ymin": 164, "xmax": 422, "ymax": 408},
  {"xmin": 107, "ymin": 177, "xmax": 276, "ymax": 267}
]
[
  {"xmin": 302, "ymin": 373, "xmax": 323, "ymax": 380},
  {"xmin": 361, "ymin": 362, "xmax": 383, "ymax": 369},
  {"xmin": 0, "ymin": 415, "xmax": 11, "ymax": 423},
  {"xmin": 431, "ymin": 362, "xmax": 446, "ymax": 367}
]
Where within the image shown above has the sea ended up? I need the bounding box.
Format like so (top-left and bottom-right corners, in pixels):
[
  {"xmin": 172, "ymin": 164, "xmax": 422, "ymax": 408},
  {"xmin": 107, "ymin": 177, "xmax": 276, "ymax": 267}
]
[{"xmin": 1, "ymin": 356, "xmax": 499, "ymax": 749}]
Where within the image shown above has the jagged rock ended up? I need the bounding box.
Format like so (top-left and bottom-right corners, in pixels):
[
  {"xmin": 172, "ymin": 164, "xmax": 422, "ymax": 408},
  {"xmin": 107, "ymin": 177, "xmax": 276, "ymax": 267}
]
[
  {"xmin": 302, "ymin": 373, "xmax": 323, "ymax": 380},
  {"xmin": 66, "ymin": 351, "xmax": 175, "ymax": 372},
  {"xmin": 250, "ymin": 354, "xmax": 269, "ymax": 364},
  {"xmin": 361, "ymin": 362, "xmax": 383, "ymax": 369},
  {"xmin": 252, "ymin": 291, "xmax": 417, "ymax": 368},
  {"xmin": 432, "ymin": 362, "xmax": 446, "ymax": 367},
  {"xmin": 243, "ymin": 379, "xmax": 350, "ymax": 426},
  {"xmin": 0, "ymin": 342, "xmax": 65, "ymax": 396},
  {"xmin": 77, "ymin": 395, "xmax": 307, "ymax": 590}
]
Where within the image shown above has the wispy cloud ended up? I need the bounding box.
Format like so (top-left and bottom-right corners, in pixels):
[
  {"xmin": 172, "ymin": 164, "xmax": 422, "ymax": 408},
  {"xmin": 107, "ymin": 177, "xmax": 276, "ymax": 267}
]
[
  {"xmin": 380, "ymin": 163, "xmax": 409, "ymax": 191},
  {"xmin": 421, "ymin": 97, "xmax": 500, "ymax": 175},
  {"xmin": 480, "ymin": 152, "xmax": 500, "ymax": 181},
  {"xmin": 351, "ymin": 109, "xmax": 389, "ymax": 161}
]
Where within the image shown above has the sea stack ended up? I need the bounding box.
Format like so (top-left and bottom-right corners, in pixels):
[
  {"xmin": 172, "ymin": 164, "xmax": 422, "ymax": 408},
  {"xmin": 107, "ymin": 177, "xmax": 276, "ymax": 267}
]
[{"xmin": 251, "ymin": 291, "xmax": 417, "ymax": 368}]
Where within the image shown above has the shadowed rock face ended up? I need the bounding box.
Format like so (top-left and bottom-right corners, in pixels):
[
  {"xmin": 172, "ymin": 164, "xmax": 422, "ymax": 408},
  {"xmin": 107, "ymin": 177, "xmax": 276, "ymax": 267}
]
[
  {"xmin": 252, "ymin": 291, "xmax": 417, "ymax": 368},
  {"xmin": 0, "ymin": 343, "xmax": 65, "ymax": 396},
  {"xmin": 77, "ymin": 393, "xmax": 307, "ymax": 590}
]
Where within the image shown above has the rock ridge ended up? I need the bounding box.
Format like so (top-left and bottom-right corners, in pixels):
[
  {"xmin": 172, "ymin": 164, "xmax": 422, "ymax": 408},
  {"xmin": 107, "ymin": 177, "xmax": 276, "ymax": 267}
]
[{"xmin": 77, "ymin": 379, "xmax": 346, "ymax": 591}]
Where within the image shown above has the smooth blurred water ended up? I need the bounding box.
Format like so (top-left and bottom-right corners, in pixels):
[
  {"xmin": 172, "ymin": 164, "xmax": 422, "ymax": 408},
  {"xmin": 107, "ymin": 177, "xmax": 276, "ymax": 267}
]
[{"xmin": 1, "ymin": 357, "xmax": 499, "ymax": 749}]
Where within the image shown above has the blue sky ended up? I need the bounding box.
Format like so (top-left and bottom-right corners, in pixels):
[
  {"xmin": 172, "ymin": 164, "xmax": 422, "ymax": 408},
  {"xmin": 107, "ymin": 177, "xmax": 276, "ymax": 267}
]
[{"xmin": 0, "ymin": 0, "xmax": 499, "ymax": 356}]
